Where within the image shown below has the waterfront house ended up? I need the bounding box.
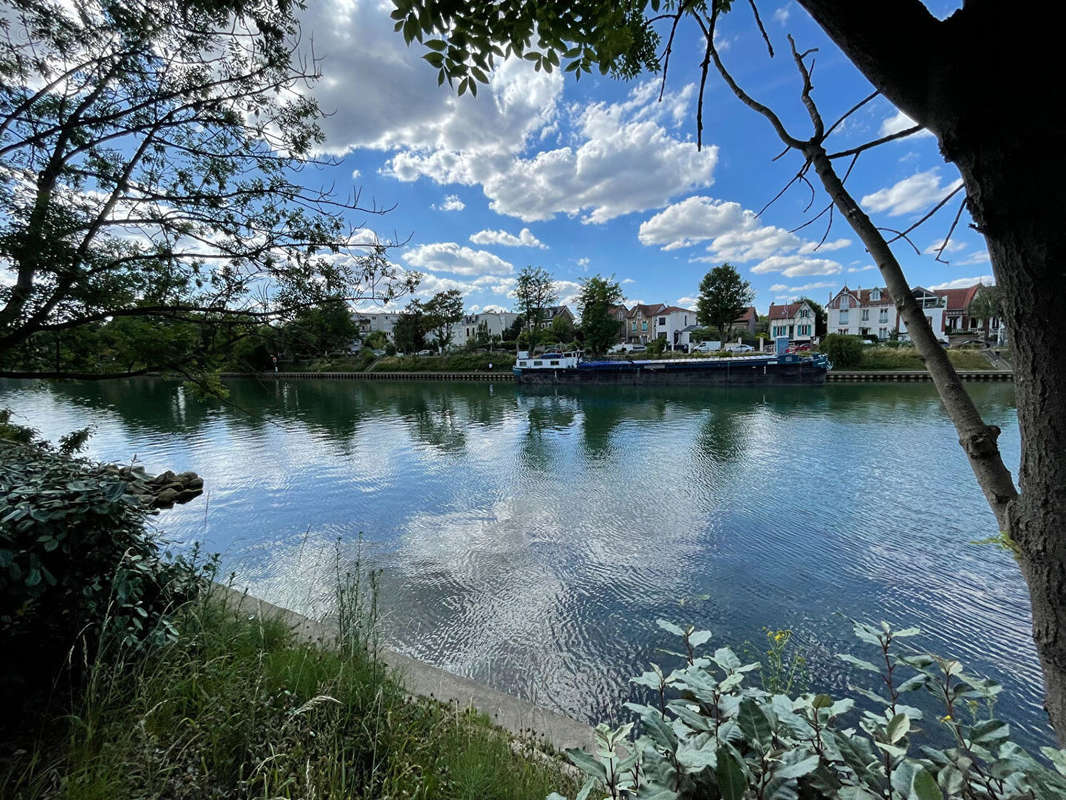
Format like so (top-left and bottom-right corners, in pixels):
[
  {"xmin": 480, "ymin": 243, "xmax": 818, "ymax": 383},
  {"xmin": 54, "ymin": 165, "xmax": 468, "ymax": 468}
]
[
  {"xmin": 353, "ymin": 311, "xmax": 402, "ymax": 342},
  {"xmin": 607, "ymin": 304, "xmax": 629, "ymax": 345},
  {"xmin": 733, "ymin": 306, "xmax": 758, "ymax": 334},
  {"xmin": 624, "ymin": 303, "xmax": 696, "ymax": 349},
  {"xmin": 934, "ymin": 285, "xmax": 982, "ymax": 335},
  {"xmin": 449, "ymin": 311, "xmax": 521, "ymax": 349},
  {"xmin": 827, "ymin": 285, "xmax": 947, "ymax": 341},
  {"xmin": 768, "ymin": 301, "xmax": 816, "ymax": 343}
]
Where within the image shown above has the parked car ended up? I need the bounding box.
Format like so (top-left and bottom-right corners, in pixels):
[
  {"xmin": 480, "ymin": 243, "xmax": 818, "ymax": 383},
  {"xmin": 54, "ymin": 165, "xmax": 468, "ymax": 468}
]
[
  {"xmin": 416, "ymin": 349, "xmax": 434, "ymax": 355},
  {"xmin": 725, "ymin": 343, "xmax": 754, "ymax": 352},
  {"xmin": 627, "ymin": 344, "xmax": 647, "ymax": 353},
  {"xmin": 691, "ymin": 341, "xmax": 722, "ymax": 353},
  {"xmin": 786, "ymin": 343, "xmax": 812, "ymax": 353},
  {"xmin": 607, "ymin": 343, "xmax": 629, "ymax": 354}
]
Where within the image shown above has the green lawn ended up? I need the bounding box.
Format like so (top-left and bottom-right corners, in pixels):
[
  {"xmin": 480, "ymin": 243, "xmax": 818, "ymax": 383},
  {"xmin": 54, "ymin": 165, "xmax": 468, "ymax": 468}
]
[{"xmin": 848, "ymin": 346, "xmax": 996, "ymax": 371}]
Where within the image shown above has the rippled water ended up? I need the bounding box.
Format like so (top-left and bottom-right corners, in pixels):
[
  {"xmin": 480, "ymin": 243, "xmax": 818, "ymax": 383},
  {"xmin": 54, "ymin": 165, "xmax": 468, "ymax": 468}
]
[{"xmin": 0, "ymin": 377, "xmax": 1050, "ymax": 747}]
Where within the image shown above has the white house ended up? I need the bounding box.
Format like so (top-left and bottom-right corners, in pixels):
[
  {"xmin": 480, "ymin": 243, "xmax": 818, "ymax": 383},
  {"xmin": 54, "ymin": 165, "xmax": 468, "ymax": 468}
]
[
  {"xmin": 826, "ymin": 286, "xmax": 947, "ymax": 342},
  {"xmin": 448, "ymin": 311, "xmax": 520, "ymax": 348},
  {"xmin": 352, "ymin": 311, "xmax": 402, "ymax": 341},
  {"xmin": 625, "ymin": 303, "xmax": 696, "ymax": 349},
  {"xmin": 768, "ymin": 301, "xmax": 816, "ymax": 343}
]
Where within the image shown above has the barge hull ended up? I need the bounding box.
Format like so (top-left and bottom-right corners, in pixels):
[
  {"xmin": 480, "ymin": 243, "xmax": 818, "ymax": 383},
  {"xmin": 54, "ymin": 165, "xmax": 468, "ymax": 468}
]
[{"xmin": 515, "ymin": 361, "xmax": 827, "ymax": 386}]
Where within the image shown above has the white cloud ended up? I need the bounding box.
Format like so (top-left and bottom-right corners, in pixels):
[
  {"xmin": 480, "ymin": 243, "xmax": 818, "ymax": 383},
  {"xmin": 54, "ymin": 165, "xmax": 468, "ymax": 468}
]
[
  {"xmin": 773, "ymin": 5, "xmax": 790, "ymax": 24},
  {"xmin": 621, "ymin": 278, "xmax": 635, "ymax": 284},
  {"xmin": 639, "ymin": 196, "xmax": 750, "ymax": 250},
  {"xmin": 469, "ymin": 227, "xmax": 547, "ymax": 249},
  {"xmin": 577, "ymin": 257, "xmax": 590, "ymax": 268},
  {"xmin": 403, "ymin": 243, "xmax": 513, "ymax": 277},
  {"xmin": 751, "ymin": 255, "xmax": 843, "ymax": 277},
  {"xmin": 351, "ymin": 168, "xmax": 361, "ymax": 179},
  {"xmin": 954, "ymin": 250, "xmax": 991, "ymax": 265},
  {"xmin": 302, "ymin": 1, "xmax": 562, "ymax": 159},
  {"xmin": 930, "ymin": 276, "xmax": 995, "ymax": 290},
  {"xmin": 768, "ymin": 280, "xmax": 838, "ymax": 293},
  {"xmin": 676, "ymin": 296, "xmax": 698, "ymax": 308},
  {"xmin": 861, "ymin": 169, "xmax": 964, "ymax": 217},
  {"xmin": 384, "ymin": 81, "xmax": 717, "ymax": 224},
  {"xmin": 847, "ymin": 264, "xmax": 877, "ymax": 273},
  {"xmin": 924, "ymin": 238, "xmax": 966, "ymax": 255},
  {"xmin": 433, "ymin": 194, "xmax": 465, "ymax": 212},
  {"xmin": 879, "ymin": 109, "xmax": 935, "ymax": 139},
  {"xmin": 798, "ymin": 238, "xmax": 851, "ymax": 254},
  {"xmin": 552, "ymin": 280, "xmax": 583, "ymax": 308}
]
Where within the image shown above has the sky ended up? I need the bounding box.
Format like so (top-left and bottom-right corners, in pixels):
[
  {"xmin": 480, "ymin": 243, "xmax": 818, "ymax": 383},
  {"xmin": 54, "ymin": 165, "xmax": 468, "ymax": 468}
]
[{"xmin": 295, "ymin": 1, "xmax": 991, "ymax": 316}]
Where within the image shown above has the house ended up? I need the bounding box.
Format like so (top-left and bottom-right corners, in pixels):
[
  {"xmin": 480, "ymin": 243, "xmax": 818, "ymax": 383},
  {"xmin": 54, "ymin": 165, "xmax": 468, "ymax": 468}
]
[
  {"xmin": 449, "ymin": 311, "xmax": 521, "ymax": 349},
  {"xmin": 733, "ymin": 306, "xmax": 758, "ymax": 334},
  {"xmin": 827, "ymin": 286, "xmax": 896, "ymax": 339},
  {"xmin": 934, "ymin": 285, "xmax": 982, "ymax": 335},
  {"xmin": 826, "ymin": 285, "xmax": 947, "ymax": 341},
  {"xmin": 352, "ymin": 311, "xmax": 402, "ymax": 341},
  {"xmin": 768, "ymin": 301, "xmax": 816, "ymax": 343},
  {"xmin": 624, "ymin": 303, "xmax": 697, "ymax": 349},
  {"xmin": 544, "ymin": 305, "xmax": 575, "ymax": 324},
  {"xmin": 607, "ymin": 304, "xmax": 629, "ymax": 344}
]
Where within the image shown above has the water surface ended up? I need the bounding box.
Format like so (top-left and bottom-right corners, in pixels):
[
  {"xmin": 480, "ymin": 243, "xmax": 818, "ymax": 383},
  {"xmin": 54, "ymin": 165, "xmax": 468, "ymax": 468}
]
[{"xmin": 0, "ymin": 377, "xmax": 1047, "ymax": 746}]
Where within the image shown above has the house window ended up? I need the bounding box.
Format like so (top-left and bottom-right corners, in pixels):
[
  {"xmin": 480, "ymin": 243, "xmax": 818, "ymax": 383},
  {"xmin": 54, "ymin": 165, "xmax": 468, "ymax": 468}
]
[
  {"xmin": 879, "ymin": 327, "xmax": 889, "ymax": 339},
  {"xmin": 799, "ymin": 308, "xmax": 810, "ymax": 318},
  {"xmin": 861, "ymin": 309, "xmax": 869, "ymax": 321},
  {"xmin": 840, "ymin": 328, "xmax": 848, "ymax": 335},
  {"xmin": 641, "ymin": 321, "xmax": 648, "ymax": 331},
  {"xmin": 879, "ymin": 309, "xmax": 888, "ymax": 323},
  {"xmin": 658, "ymin": 316, "xmax": 666, "ymax": 325},
  {"xmin": 871, "ymin": 289, "xmax": 880, "ymax": 301},
  {"xmin": 839, "ymin": 310, "xmax": 849, "ymax": 325},
  {"xmin": 631, "ymin": 321, "xmax": 637, "ymax": 331}
]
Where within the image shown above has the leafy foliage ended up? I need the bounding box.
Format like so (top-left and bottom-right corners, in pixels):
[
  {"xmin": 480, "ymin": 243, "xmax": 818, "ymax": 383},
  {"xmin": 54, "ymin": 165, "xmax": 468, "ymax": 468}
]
[
  {"xmin": 579, "ymin": 275, "xmax": 624, "ymax": 354},
  {"xmin": 820, "ymin": 333, "xmax": 865, "ymax": 369},
  {"xmin": 551, "ymin": 621, "xmax": 1066, "ymax": 800},
  {"xmin": 0, "ymin": 433, "xmax": 209, "ymax": 711},
  {"xmin": 0, "ymin": 1, "xmax": 412, "ymax": 372},
  {"xmin": 514, "ymin": 266, "xmax": 559, "ymax": 350},
  {"xmin": 696, "ymin": 264, "xmax": 755, "ymax": 342}
]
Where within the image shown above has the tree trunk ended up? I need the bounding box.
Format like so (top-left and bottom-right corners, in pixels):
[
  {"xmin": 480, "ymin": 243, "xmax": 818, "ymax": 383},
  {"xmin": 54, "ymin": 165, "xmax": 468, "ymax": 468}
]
[{"xmin": 953, "ymin": 142, "xmax": 1066, "ymax": 737}]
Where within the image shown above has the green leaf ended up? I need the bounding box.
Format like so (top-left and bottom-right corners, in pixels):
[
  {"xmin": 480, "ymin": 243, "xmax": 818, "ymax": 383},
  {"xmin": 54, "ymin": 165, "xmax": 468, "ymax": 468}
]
[
  {"xmin": 689, "ymin": 629, "xmax": 712, "ymax": 647},
  {"xmin": 424, "ymin": 39, "xmax": 447, "ymax": 51},
  {"xmin": 886, "ymin": 712, "xmax": 910, "ymax": 744},
  {"xmin": 969, "ymin": 719, "xmax": 1010, "ymax": 746},
  {"xmin": 422, "ymin": 52, "xmax": 444, "ymax": 68},
  {"xmin": 716, "ymin": 746, "xmax": 747, "ymax": 800},
  {"xmin": 838, "ymin": 654, "xmax": 881, "ymax": 673},
  {"xmin": 1040, "ymin": 746, "xmax": 1066, "ymax": 777},
  {"xmin": 565, "ymin": 748, "xmax": 607, "ymax": 781},
  {"xmin": 737, "ymin": 698, "xmax": 772, "ymax": 746},
  {"xmin": 911, "ymin": 768, "xmax": 943, "ymax": 800},
  {"xmin": 812, "ymin": 694, "xmax": 833, "ymax": 709},
  {"xmin": 774, "ymin": 751, "xmax": 820, "ymax": 780},
  {"xmin": 657, "ymin": 619, "xmax": 685, "ymax": 637}
]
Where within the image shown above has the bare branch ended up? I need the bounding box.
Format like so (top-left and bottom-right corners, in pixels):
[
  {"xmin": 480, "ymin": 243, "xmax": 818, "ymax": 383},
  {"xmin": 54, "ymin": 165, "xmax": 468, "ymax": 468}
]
[
  {"xmin": 884, "ymin": 183, "xmax": 965, "ymax": 245},
  {"xmin": 934, "ymin": 198, "xmax": 968, "ymax": 264},
  {"xmin": 827, "ymin": 125, "xmax": 923, "ymax": 159},
  {"xmin": 748, "ymin": 0, "xmax": 775, "ymax": 57},
  {"xmin": 823, "ymin": 90, "xmax": 879, "ymax": 141}
]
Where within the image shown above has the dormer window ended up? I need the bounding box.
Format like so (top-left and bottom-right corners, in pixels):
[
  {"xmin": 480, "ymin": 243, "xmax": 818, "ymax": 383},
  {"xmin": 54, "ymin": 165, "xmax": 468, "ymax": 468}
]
[{"xmin": 871, "ymin": 289, "xmax": 881, "ymax": 301}]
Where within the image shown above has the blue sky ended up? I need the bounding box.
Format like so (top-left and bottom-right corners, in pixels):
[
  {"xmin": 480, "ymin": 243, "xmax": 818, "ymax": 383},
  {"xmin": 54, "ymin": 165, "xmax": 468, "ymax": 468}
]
[{"xmin": 299, "ymin": 1, "xmax": 990, "ymax": 316}]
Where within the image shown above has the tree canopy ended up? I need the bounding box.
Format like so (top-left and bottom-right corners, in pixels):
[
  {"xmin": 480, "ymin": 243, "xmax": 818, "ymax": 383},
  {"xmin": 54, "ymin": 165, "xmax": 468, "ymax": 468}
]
[
  {"xmin": 578, "ymin": 275, "xmax": 623, "ymax": 354},
  {"xmin": 0, "ymin": 0, "xmax": 412, "ymax": 377},
  {"xmin": 696, "ymin": 264, "xmax": 753, "ymax": 342},
  {"xmin": 513, "ymin": 266, "xmax": 557, "ymax": 350}
]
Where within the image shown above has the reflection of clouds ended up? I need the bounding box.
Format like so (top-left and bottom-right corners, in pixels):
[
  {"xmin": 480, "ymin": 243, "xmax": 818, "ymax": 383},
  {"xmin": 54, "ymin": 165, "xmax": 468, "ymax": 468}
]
[{"xmin": 1, "ymin": 379, "xmax": 1047, "ymax": 745}]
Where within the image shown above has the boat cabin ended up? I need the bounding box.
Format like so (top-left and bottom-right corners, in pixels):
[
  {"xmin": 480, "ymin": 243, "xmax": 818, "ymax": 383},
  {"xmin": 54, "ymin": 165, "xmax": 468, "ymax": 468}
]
[{"xmin": 515, "ymin": 351, "xmax": 581, "ymax": 369}]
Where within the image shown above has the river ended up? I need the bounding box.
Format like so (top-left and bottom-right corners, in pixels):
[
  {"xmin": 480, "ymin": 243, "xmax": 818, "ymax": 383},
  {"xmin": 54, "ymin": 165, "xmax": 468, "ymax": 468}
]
[{"xmin": 0, "ymin": 377, "xmax": 1049, "ymax": 747}]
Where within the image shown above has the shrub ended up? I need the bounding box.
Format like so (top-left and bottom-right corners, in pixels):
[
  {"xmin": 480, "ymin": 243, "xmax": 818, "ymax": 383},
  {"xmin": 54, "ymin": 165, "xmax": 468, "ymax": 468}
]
[
  {"xmin": 0, "ymin": 436, "xmax": 209, "ymax": 713},
  {"xmin": 385, "ymin": 342, "xmax": 397, "ymax": 356},
  {"xmin": 551, "ymin": 621, "xmax": 1066, "ymax": 800},
  {"xmin": 820, "ymin": 333, "xmax": 865, "ymax": 368}
]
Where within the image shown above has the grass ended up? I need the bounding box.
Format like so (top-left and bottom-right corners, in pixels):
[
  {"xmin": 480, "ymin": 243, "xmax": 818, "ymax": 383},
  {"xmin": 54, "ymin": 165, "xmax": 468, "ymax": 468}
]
[
  {"xmin": 0, "ymin": 582, "xmax": 575, "ymax": 800},
  {"xmin": 846, "ymin": 346, "xmax": 995, "ymax": 371},
  {"xmin": 371, "ymin": 352, "xmax": 516, "ymax": 372}
]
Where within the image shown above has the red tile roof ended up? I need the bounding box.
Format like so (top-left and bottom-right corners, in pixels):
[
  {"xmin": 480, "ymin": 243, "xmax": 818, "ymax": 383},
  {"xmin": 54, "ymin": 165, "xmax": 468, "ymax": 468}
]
[
  {"xmin": 934, "ymin": 285, "xmax": 981, "ymax": 311},
  {"xmin": 769, "ymin": 301, "xmax": 807, "ymax": 320},
  {"xmin": 734, "ymin": 305, "xmax": 757, "ymax": 323}
]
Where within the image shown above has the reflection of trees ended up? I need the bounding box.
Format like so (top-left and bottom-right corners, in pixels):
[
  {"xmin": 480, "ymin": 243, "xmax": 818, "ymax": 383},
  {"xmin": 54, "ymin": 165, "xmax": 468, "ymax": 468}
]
[{"xmin": 37, "ymin": 377, "xmax": 214, "ymax": 434}]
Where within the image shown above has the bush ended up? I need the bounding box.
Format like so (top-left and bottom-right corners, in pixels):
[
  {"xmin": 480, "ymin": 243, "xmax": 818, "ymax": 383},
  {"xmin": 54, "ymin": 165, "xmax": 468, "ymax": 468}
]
[
  {"xmin": 0, "ymin": 436, "xmax": 209, "ymax": 713},
  {"xmin": 385, "ymin": 342, "xmax": 396, "ymax": 356},
  {"xmin": 820, "ymin": 333, "xmax": 865, "ymax": 368},
  {"xmin": 551, "ymin": 621, "xmax": 1066, "ymax": 800},
  {"xmin": 371, "ymin": 352, "xmax": 515, "ymax": 372}
]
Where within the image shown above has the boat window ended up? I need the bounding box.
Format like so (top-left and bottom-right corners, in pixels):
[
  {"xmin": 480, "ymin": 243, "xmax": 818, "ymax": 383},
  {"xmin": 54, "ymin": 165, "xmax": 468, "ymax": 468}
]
[
  {"xmin": 550, "ymin": 360, "xmax": 559, "ymax": 365},
  {"xmin": 534, "ymin": 360, "xmax": 543, "ymax": 366}
]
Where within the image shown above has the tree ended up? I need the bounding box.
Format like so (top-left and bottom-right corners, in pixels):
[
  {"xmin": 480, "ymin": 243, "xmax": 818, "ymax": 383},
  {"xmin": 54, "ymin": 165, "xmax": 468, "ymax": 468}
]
[
  {"xmin": 393, "ymin": 301, "xmax": 427, "ymax": 354},
  {"xmin": 696, "ymin": 264, "xmax": 754, "ymax": 343},
  {"xmin": 283, "ymin": 304, "xmax": 359, "ymax": 361},
  {"xmin": 550, "ymin": 313, "xmax": 575, "ymax": 344},
  {"xmin": 578, "ymin": 275, "xmax": 624, "ymax": 354},
  {"xmin": 968, "ymin": 285, "xmax": 1005, "ymax": 341},
  {"xmin": 422, "ymin": 290, "xmax": 464, "ymax": 351},
  {"xmin": 392, "ymin": 0, "xmax": 1066, "ymax": 738},
  {"xmin": 0, "ymin": 0, "xmax": 413, "ymax": 379},
  {"xmin": 513, "ymin": 266, "xmax": 557, "ymax": 351}
]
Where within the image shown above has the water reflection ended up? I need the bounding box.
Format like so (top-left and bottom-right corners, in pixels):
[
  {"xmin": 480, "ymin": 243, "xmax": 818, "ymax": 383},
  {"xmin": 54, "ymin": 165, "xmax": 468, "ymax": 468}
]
[{"xmin": 0, "ymin": 377, "xmax": 1047, "ymax": 747}]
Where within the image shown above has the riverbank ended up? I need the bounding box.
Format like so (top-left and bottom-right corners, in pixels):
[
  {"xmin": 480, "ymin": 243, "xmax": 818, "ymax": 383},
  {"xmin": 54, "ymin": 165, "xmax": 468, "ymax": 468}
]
[
  {"xmin": 1, "ymin": 582, "xmax": 580, "ymax": 800},
  {"xmin": 220, "ymin": 368, "xmax": 1014, "ymax": 382}
]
